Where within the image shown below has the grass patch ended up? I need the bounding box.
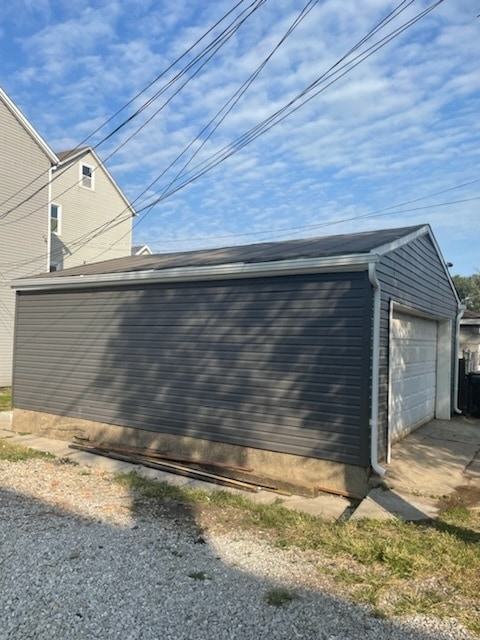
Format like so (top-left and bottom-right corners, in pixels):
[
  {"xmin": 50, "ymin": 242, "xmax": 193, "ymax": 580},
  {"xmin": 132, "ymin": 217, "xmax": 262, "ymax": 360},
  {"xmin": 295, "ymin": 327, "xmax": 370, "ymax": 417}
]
[
  {"xmin": 0, "ymin": 387, "xmax": 12, "ymax": 411},
  {"xmin": 114, "ymin": 470, "xmax": 480, "ymax": 633},
  {"xmin": 188, "ymin": 571, "xmax": 208, "ymax": 581},
  {"xmin": 0, "ymin": 439, "xmax": 55, "ymax": 462},
  {"xmin": 265, "ymin": 587, "xmax": 298, "ymax": 607}
]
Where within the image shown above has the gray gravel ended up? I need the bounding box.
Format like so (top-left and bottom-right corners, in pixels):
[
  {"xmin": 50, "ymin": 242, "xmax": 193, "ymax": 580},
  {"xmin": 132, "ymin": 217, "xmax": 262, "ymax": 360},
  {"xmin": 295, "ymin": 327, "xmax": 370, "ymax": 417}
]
[{"xmin": 0, "ymin": 459, "xmax": 475, "ymax": 640}]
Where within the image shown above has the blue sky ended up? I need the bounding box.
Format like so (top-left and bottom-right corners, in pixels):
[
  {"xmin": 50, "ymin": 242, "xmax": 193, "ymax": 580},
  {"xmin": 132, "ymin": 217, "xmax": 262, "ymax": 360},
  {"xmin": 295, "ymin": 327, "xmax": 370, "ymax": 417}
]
[{"xmin": 1, "ymin": 0, "xmax": 479, "ymax": 275}]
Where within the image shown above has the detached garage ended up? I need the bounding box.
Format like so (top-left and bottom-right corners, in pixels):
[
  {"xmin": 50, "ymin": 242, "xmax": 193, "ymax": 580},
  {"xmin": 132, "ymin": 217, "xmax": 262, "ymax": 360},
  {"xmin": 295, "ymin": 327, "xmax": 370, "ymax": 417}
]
[{"xmin": 11, "ymin": 224, "xmax": 461, "ymax": 496}]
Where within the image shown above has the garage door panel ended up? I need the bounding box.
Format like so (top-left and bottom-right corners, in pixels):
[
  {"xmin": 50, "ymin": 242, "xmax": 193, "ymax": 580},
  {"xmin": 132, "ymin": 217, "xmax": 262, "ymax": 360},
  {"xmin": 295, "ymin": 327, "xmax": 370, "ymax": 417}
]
[{"xmin": 390, "ymin": 311, "xmax": 437, "ymax": 441}]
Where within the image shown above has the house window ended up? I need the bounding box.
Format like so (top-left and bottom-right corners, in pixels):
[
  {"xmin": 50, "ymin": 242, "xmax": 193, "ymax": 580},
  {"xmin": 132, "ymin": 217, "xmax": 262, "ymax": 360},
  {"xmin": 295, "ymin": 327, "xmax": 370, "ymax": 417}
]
[
  {"xmin": 49, "ymin": 263, "xmax": 58, "ymax": 272},
  {"xmin": 81, "ymin": 164, "xmax": 94, "ymax": 189},
  {"xmin": 50, "ymin": 203, "xmax": 61, "ymax": 234}
]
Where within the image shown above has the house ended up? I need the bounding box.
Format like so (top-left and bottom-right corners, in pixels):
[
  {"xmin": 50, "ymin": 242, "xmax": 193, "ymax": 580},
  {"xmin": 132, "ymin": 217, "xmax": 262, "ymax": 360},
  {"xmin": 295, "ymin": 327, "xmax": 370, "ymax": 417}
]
[
  {"xmin": 50, "ymin": 147, "xmax": 135, "ymax": 271},
  {"xmin": 10, "ymin": 224, "xmax": 461, "ymax": 496},
  {"xmin": 460, "ymin": 310, "xmax": 480, "ymax": 372},
  {"xmin": 132, "ymin": 244, "xmax": 153, "ymax": 256},
  {"xmin": 0, "ymin": 87, "xmax": 135, "ymax": 385}
]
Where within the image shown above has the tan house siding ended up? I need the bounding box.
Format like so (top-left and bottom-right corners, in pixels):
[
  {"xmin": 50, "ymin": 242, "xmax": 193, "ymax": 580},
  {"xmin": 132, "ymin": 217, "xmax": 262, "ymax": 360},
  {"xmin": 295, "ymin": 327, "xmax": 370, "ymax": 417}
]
[
  {"xmin": 50, "ymin": 150, "xmax": 133, "ymax": 269},
  {"xmin": 0, "ymin": 97, "xmax": 51, "ymax": 385}
]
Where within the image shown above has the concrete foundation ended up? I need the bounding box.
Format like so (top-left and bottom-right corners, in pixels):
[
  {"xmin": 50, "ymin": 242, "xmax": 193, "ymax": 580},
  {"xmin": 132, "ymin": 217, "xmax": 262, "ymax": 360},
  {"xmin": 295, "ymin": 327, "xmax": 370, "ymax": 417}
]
[{"xmin": 12, "ymin": 409, "xmax": 370, "ymax": 497}]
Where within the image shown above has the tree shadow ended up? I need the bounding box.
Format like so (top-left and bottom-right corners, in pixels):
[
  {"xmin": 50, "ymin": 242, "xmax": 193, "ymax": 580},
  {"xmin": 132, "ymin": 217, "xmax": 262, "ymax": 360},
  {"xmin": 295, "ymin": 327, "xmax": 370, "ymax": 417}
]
[{"xmin": 0, "ymin": 479, "xmax": 471, "ymax": 640}]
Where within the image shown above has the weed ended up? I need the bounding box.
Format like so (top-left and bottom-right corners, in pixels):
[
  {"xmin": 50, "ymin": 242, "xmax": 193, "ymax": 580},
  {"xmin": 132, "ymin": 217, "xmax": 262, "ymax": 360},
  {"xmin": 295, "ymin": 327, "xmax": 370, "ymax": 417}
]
[
  {"xmin": 0, "ymin": 439, "xmax": 55, "ymax": 462},
  {"xmin": 188, "ymin": 571, "xmax": 207, "ymax": 581},
  {"xmin": 59, "ymin": 457, "xmax": 79, "ymax": 466},
  {"xmin": 0, "ymin": 387, "xmax": 11, "ymax": 411},
  {"xmin": 265, "ymin": 587, "xmax": 298, "ymax": 607}
]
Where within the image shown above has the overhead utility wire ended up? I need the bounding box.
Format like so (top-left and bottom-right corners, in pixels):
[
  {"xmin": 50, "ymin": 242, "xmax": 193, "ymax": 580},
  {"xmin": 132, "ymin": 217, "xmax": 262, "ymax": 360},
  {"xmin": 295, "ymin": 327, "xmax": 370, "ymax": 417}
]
[
  {"xmin": 0, "ymin": 1, "xmax": 267, "ymax": 272},
  {"xmin": 88, "ymin": 0, "xmax": 320, "ymax": 263},
  {"xmin": 0, "ymin": 0, "xmax": 249, "ymax": 211},
  {"xmin": 1, "ymin": 0, "xmax": 306, "ymax": 273},
  {"xmin": 89, "ymin": 0, "xmax": 424, "ymax": 259},
  {"xmin": 0, "ymin": 0, "xmax": 444, "ymax": 272},
  {"xmin": 149, "ymin": 178, "xmax": 480, "ymax": 245},
  {"xmin": 133, "ymin": 0, "xmax": 416, "ymax": 213},
  {"xmin": 135, "ymin": 0, "xmax": 443, "ymax": 213},
  {"xmin": 0, "ymin": 0, "xmax": 263, "ymax": 221},
  {"xmin": 55, "ymin": 0, "xmax": 446, "ymax": 265}
]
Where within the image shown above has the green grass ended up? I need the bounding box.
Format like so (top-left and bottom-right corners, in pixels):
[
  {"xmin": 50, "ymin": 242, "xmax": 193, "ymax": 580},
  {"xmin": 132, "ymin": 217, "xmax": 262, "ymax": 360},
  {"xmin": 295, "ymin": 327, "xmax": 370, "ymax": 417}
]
[
  {"xmin": 265, "ymin": 587, "xmax": 298, "ymax": 607},
  {"xmin": 0, "ymin": 387, "xmax": 12, "ymax": 411},
  {"xmin": 115, "ymin": 470, "xmax": 480, "ymax": 633},
  {"xmin": 0, "ymin": 439, "xmax": 55, "ymax": 462}
]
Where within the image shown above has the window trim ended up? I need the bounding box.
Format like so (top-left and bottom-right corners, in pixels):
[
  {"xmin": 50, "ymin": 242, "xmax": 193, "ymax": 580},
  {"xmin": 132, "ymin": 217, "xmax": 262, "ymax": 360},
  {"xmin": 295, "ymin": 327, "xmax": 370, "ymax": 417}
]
[
  {"xmin": 80, "ymin": 163, "xmax": 95, "ymax": 190},
  {"xmin": 50, "ymin": 202, "xmax": 62, "ymax": 235}
]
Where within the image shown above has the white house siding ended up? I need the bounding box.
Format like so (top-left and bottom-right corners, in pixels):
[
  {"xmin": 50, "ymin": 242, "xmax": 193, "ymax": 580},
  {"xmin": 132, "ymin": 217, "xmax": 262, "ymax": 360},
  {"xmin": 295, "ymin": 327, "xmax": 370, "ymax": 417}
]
[
  {"xmin": 0, "ymin": 99, "xmax": 51, "ymax": 386},
  {"xmin": 50, "ymin": 151, "xmax": 132, "ymax": 269}
]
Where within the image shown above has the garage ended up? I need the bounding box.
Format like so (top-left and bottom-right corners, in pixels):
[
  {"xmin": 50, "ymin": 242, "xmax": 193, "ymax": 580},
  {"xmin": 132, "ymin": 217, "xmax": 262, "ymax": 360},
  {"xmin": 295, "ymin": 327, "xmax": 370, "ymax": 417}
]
[
  {"xmin": 389, "ymin": 310, "xmax": 438, "ymax": 442},
  {"xmin": 10, "ymin": 224, "xmax": 461, "ymax": 495}
]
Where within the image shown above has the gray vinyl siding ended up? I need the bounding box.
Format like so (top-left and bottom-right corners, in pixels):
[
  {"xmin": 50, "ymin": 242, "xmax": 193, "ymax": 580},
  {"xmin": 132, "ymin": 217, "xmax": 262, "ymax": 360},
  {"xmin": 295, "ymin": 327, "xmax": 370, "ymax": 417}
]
[
  {"xmin": 376, "ymin": 234, "xmax": 459, "ymax": 458},
  {"xmin": 13, "ymin": 272, "xmax": 372, "ymax": 465},
  {"xmin": 0, "ymin": 99, "xmax": 50, "ymax": 385}
]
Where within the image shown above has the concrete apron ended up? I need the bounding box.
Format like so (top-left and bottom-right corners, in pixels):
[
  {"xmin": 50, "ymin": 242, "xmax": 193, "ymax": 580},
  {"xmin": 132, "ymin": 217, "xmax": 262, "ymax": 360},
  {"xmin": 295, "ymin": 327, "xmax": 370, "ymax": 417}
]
[{"xmin": 353, "ymin": 416, "xmax": 480, "ymax": 521}]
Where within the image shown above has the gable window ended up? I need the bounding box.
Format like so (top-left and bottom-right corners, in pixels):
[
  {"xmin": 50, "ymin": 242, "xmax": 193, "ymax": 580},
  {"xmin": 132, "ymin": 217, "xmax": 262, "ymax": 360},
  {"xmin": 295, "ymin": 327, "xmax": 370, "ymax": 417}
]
[
  {"xmin": 50, "ymin": 203, "xmax": 61, "ymax": 235},
  {"xmin": 81, "ymin": 163, "xmax": 94, "ymax": 190}
]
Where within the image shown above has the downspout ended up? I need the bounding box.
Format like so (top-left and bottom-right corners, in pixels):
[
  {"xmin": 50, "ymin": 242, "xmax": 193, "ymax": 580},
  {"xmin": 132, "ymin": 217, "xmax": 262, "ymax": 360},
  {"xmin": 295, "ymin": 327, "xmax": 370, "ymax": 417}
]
[
  {"xmin": 368, "ymin": 261, "xmax": 386, "ymax": 476},
  {"xmin": 453, "ymin": 304, "xmax": 466, "ymax": 414},
  {"xmin": 46, "ymin": 166, "xmax": 54, "ymax": 271}
]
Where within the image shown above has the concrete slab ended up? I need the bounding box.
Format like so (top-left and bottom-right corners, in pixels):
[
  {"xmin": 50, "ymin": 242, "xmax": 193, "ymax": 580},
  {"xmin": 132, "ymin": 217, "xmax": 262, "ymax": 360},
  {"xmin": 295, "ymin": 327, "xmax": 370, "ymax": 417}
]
[
  {"xmin": 0, "ymin": 411, "xmax": 12, "ymax": 427},
  {"xmin": 8, "ymin": 435, "xmax": 74, "ymax": 458},
  {"xmin": 364, "ymin": 487, "xmax": 439, "ymax": 521},
  {"xmin": 385, "ymin": 416, "xmax": 480, "ymax": 498},
  {"xmin": 67, "ymin": 451, "xmax": 134, "ymax": 474},
  {"xmin": 281, "ymin": 493, "xmax": 350, "ymax": 521},
  {"xmin": 350, "ymin": 497, "xmax": 398, "ymax": 521}
]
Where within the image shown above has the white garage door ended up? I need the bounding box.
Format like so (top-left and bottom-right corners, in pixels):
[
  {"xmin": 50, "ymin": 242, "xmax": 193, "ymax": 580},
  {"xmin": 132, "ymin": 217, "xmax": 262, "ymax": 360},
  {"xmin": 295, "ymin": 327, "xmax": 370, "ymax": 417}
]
[{"xmin": 390, "ymin": 311, "xmax": 438, "ymax": 441}]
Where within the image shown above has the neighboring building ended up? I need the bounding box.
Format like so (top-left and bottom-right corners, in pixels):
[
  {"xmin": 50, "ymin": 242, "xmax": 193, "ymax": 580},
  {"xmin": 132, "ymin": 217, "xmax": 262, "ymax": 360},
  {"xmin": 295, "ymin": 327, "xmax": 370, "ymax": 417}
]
[
  {"xmin": 0, "ymin": 88, "xmax": 134, "ymax": 385},
  {"xmin": 11, "ymin": 225, "xmax": 461, "ymax": 496},
  {"xmin": 132, "ymin": 244, "xmax": 153, "ymax": 256},
  {"xmin": 460, "ymin": 310, "xmax": 480, "ymax": 372},
  {"xmin": 50, "ymin": 148, "xmax": 135, "ymax": 271}
]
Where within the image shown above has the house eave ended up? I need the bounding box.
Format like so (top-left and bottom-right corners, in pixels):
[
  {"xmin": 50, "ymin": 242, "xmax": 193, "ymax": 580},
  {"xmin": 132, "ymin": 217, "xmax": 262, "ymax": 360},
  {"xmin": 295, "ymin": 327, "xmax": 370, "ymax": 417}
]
[
  {"xmin": 0, "ymin": 88, "xmax": 59, "ymax": 164},
  {"xmin": 11, "ymin": 253, "xmax": 380, "ymax": 291}
]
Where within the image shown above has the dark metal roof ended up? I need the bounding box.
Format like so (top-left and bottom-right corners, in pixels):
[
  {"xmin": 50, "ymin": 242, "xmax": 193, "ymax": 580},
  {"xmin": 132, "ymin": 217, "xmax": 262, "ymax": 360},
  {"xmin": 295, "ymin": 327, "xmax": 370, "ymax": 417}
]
[
  {"xmin": 37, "ymin": 225, "xmax": 426, "ymax": 279},
  {"xmin": 56, "ymin": 147, "xmax": 90, "ymax": 162}
]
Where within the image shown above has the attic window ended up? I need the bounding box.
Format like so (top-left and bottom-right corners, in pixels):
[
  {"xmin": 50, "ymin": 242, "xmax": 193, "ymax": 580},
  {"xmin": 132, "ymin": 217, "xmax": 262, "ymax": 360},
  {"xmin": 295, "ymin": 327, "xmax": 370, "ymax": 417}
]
[{"xmin": 81, "ymin": 164, "xmax": 94, "ymax": 190}]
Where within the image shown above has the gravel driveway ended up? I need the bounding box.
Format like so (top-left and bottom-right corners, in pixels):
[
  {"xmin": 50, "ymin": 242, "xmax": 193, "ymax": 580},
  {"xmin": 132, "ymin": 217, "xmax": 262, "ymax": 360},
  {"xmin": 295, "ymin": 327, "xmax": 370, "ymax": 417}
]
[{"xmin": 0, "ymin": 458, "xmax": 475, "ymax": 640}]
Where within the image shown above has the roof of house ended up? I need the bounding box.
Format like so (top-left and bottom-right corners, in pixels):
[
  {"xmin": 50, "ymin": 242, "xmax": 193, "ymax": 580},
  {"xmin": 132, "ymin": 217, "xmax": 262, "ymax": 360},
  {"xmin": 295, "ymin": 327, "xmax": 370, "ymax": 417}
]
[
  {"xmin": 132, "ymin": 244, "xmax": 153, "ymax": 256},
  {"xmin": 29, "ymin": 224, "xmax": 427, "ymax": 279},
  {"xmin": 56, "ymin": 147, "xmax": 90, "ymax": 162}
]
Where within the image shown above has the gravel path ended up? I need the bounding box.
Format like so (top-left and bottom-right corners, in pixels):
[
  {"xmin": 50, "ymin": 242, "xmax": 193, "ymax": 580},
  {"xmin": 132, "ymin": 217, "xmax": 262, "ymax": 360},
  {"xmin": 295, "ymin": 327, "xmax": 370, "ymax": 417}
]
[{"xmin": 0, "ymin": 458, "xmax": 475, "ymax": 640}]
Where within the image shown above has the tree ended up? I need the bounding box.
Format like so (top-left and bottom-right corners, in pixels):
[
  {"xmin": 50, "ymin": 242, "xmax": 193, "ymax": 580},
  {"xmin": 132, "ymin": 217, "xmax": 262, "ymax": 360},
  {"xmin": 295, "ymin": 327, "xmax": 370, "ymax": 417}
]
[{"xmin": 452, "ymin": 274, "xmax": 480, "ymax": 311}]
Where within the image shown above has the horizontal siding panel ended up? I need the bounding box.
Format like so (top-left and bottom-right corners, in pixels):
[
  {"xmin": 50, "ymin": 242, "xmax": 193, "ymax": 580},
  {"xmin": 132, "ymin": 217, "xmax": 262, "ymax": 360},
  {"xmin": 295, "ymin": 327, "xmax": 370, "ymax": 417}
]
[
  {"xmin": 14, "ymin": 363, "xmax": 363, "ymax": 393},
  {"xmin": 14, "ymin": 272, "xmax": 371, "ymax": 465},
  {"xmin": 13, "ymin": 377, "xmax": 362, "ymax": 416},
  {"xmin": 14, "ymin": 388, "xmax": 362, "ymax": 432}
]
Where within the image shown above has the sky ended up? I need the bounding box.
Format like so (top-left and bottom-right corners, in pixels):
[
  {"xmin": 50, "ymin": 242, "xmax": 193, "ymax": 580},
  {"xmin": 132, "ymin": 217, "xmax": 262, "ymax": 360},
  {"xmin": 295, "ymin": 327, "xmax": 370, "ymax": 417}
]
[{"xmin": 1, "ymin": 0, "xmax": 479, "ymax": 275}]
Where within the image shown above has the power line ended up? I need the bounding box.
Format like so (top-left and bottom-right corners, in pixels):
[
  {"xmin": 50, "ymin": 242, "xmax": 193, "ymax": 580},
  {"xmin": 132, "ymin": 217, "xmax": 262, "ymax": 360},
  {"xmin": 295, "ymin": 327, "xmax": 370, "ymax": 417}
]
[
  {"xmin": 0, "ymin": 0, "xmax": 449, "ymax": 274},
  {"xmin": 135, "ymin": 0, "xmax": 444, "ymax": 214},
  {"xmin": 55, "ymin": 0, "xmax": 448, "ymax": 265},
  {"xmin": 0, "ymin": 0, "xmax": 250, "ymax": 212},
  {"xmin": 0, "ymin": 0, "xmax": 264, "ymax": 222},
  {"xmin": 144, "ymin": 178, "xmax": 480, "ymax": 246}
]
